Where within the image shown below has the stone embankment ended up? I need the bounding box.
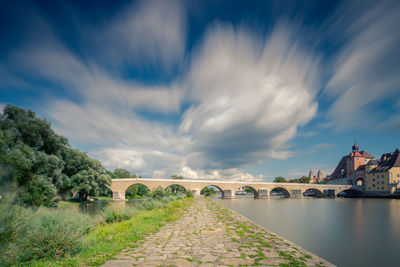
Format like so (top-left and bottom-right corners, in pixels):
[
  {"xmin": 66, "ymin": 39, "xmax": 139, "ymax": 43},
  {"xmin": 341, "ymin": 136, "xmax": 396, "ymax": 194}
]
[{"xmin": 101, "ymin": 197, "xmax": 334, "ymax": 267}]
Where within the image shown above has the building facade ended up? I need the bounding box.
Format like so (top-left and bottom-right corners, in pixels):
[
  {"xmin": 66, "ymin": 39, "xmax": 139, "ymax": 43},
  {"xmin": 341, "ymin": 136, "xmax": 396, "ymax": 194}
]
[
  {"xmin": 309, "ymin": 169, "xmax": 323, "ymax": 183},
  {"xmin": 326, "ymin": 142, "xmax": 375, "ymax": 185},
  {"xmin": 365, "ymin": 149, "xmax": 400, "ymax": 193}
]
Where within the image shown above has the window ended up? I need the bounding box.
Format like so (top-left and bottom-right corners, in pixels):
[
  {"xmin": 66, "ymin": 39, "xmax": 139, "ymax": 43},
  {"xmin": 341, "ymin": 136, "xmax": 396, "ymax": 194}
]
[
  {"xmin": 373, "ymin": 178, "xmax": 375, "ymax": 181},
  {"xmin": 377, "ymin": 181, "xmax": 380, "ymax": 185},
  {"xmin": 373, "ymin": 184, "xmax": 375, "ymax": 187}
]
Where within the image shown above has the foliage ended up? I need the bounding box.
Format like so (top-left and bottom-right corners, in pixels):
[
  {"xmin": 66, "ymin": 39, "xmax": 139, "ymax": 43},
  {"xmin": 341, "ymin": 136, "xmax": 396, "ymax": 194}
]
[
  {"xmin": 244, "ymin": 187, "xmax": 253, "ymax": 193},
  {"xmin": 170, "ymin": 174, "xmax": 184, "ymax": 179},
  {"xmin": 108, "ymin": 168, "xmax": 134, "ymax": 178},
  {"xmin": 1, "ymin": 189, "xmax": 192, "ymax": 266},
  {"xmin": 168, "ymin": 184, "xmax": 187, "ymax": 194},
  {"xmin": 0, "ymin": 105, "xmax": 111, "ymax": 205},
  {"xmin": 273, "ymin": 176, "xmax": 287, "ymax": 183},
  {"xmin": 125, "ymin": 184, "xmax": 149, "ymax": 199},
  {"xmin": 288, "ymin": 176, "xmax": 310, "ymax": 183},
  {"xmin": 0, "ymin": 194, "xmax": 95, "ymax": 266},
  {"xmin": 31, "ymin": 198, "xmax": 193, "ymax": 266},
  {"xmin": 201, "ymin": 186, "xmax": 215, "ymax": 196}
]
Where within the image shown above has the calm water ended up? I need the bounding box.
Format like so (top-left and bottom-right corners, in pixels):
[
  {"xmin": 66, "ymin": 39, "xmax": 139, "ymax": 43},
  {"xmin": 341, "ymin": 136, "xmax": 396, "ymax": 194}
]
[{"xmin": 214, "ymin": 197, "xmax": 400, "ymax": 267}]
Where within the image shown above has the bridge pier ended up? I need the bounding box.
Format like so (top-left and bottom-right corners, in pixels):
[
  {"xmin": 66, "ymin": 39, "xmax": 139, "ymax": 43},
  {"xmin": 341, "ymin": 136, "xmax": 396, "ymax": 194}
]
[
  {"xmin": 256, "ymin": 188, "xmax": 269, "ymax": 199},
  {"xmin": 191, "ymin": 189, "xmax": 201, "ymax": 197},
  {"xmin": 222, "ymin": 189, "xmax": 235, "ymax": 199},
  {"xmin": 323, "ymin": 189, "xmax": 337, "ymax": 197},
  {"xmin": 290, "ymin": 190, "xmax": 302, "ymax": 198},
  {"xmin": 112, "ymin": 191, "xmax": 125, "ymax": 201}
]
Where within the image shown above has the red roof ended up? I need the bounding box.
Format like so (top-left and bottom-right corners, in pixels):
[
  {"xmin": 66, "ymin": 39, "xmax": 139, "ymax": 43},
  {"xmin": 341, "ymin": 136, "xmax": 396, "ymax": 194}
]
[{"xmin": 353, "ymin": 152, "xmax": 365, "ymax": 157}]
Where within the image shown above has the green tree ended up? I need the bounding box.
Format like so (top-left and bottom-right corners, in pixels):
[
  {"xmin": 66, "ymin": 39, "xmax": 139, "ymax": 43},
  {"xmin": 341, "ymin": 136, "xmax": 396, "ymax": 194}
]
[
  {"xmin": 112, "ymin": 168, "xmax": 132, "ymax": 178},
  {"xmin": 0, "ymin": 105, "xmax": 111, "ymax": 205},
  {"xmin": 201, "ymin": 187, "xmax": 215, "ymax": 196},
  {"xmin": 288, "ymin": 176, "xmax": 310, "ymax": 183},
  {"xmin": 63, "ymin": 149, "xmax": 111, "ymax": 201},
  {"xmin": 273, "ymin": 176, "xmax": 286, "ymax": 183},
  {"xmin": 170, "ymin": 174, "xmax": 184, "ymax": 179},
  {"xmin": 126, "ymin": 184, "xmax": 149, "ymax": 199}
]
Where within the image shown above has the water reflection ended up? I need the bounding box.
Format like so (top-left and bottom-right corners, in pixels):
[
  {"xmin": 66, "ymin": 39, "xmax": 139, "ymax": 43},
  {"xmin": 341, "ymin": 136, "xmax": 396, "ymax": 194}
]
[{"xmin": 214, "ymin": 198, "xmax": 400, "ymax": 267}]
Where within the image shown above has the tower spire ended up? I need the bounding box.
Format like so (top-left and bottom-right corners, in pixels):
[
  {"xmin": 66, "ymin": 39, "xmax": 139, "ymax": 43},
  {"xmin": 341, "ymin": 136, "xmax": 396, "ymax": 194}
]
[{"xmin": 352, "ymin": 139, "xmax": 359, "ymax": 152}]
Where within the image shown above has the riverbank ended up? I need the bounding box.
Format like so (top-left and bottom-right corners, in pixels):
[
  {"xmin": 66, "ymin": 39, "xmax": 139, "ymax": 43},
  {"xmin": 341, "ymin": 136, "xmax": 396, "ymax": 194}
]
[
  {"xmin": 102, "ymin": 197, "xmax": 334, "ymax": 267},
  {"xmin": 6, "ymin": 196, "xmax": 193, "ymax": 267}
]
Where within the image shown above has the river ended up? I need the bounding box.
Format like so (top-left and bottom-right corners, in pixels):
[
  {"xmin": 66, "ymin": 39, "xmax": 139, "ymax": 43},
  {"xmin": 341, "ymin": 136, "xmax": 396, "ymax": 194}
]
[{"xmin": 213, "ymin": 197, "xmax": 400, "ymax": 267}]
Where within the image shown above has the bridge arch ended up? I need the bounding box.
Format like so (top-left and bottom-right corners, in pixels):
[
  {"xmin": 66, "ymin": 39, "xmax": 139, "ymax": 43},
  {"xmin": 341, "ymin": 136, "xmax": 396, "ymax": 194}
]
[
  {"xmin": 125, "ymin": 183, "xmax": 150, "ymax": 199},
  {"xmin": 303, "ymin": 188, "xmax": 323, "ymax": 197},
  {"xmin": 235, "ymin": 185, "xmax": 259, "ymax": 198},
  {"xmin": 109, "ymin": 178, "xmax": 348, "ymax": 200},
  {"xmin": 165, "ymin": 184, "xmax": 188, "ymax": 194},
  {"xmin": 270, "ymin": 187, "xmax": 290, "ymax": 198},
  {"xmin": 200, "ymin": 185, "xmax": 224, "ymax": 197}
]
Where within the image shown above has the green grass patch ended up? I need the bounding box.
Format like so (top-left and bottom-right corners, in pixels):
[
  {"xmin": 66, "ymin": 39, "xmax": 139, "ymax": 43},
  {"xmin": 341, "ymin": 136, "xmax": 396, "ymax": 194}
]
[{"xmin": 29, "ymin": 197, "xmax": 193, "ymax": 266}]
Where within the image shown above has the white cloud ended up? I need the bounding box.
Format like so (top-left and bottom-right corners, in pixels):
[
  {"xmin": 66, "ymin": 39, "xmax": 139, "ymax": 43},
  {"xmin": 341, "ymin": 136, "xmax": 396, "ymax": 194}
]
[
  {"xmin": 180, "ymin": 23, "xmax": 319, "ymax": 169},
  {"xmin": 91, "ymin": 147, "xmax": 185, "ymax": 177},
  {"xmin": 177, "ymin": 166, "xmax": 263, "ymax": 182},
  {"xmin": 4, "ymin": 6, "xmax": 322, "ymax": 181},
  {"xmin": 0, "ymin": 103, "xmax": 5, "ymax": 114},
  {"xmin": 325, "ymin": 0, "xmax": 400, "ymax": 129}
]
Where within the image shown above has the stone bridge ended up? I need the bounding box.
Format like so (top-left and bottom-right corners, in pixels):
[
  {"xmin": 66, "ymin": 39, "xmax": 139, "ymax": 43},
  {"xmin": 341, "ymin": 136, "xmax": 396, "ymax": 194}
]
[{"xmin": 109, "ymin": 178, "xmax": 354, "ymax": 200}]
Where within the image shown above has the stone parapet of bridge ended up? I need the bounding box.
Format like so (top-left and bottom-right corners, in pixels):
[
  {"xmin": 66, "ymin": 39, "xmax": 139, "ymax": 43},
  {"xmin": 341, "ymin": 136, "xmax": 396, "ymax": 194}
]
[{"xmin": 109, "ymin": 178, "xmax": 352, "ymax": 200}]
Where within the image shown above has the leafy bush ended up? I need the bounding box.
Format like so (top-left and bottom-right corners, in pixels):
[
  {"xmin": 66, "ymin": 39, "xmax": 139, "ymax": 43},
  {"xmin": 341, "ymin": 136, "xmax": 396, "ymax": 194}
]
[
  {"xmin": 102, "ymin": 206, "xmax": 140, "ymax": 223},
  {"xmin": 148, "ymin": 186, "xmax": 167, "ymax": 200},
  {"xmin": 0, "ymin": 185, "xmax": 190, "ymax": 266},
  {"xmin": 0, "ymin": 196, "xmax": 95, "ymax": 266}
]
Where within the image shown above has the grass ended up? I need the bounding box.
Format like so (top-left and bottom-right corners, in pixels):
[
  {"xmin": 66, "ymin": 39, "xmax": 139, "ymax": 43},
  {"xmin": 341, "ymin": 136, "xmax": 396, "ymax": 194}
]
[
  {"xmin": 30, "ymin": 197, "xmax": 193, "ymax": 266},
  {"xmin": 0, "ymin": 190, "xmax": 192, "ymax": 267}
]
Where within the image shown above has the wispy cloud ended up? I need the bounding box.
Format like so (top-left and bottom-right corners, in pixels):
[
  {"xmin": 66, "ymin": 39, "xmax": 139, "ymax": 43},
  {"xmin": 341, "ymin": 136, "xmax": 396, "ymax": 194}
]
[
  {"xmin": 4, "ymin": 0, "xmax": 397, "ymax": 180},
  {"xmin": 324, "ymin": 0, "xmax": 400, "ymax": 129},
  {"xmin": 1, "ymin": 2, "xmax": 322, "ymax": 179},
  {"xmin": 181, "ymin": 23, "xmax": 320, "ymax": 169}
]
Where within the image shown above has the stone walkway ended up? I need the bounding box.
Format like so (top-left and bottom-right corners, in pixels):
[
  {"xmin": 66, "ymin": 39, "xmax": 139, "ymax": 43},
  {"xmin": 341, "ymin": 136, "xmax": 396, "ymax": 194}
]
[{"xmin": 101, "ymin": 198, "xmax": 334, "ymax": 267}]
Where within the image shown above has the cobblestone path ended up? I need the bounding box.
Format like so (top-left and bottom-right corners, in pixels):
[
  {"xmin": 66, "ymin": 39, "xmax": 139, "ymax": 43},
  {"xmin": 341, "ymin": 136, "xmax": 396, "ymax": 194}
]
[{"xmin": 101, "ymin": 198, "xmax": 334, "ymax": 267}]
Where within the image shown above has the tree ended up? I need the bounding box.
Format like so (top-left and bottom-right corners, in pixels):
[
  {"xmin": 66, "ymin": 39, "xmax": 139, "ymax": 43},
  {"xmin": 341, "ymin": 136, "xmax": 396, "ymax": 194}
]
[
  {"xmin": 63, "ymin": 149, "xmax": 111, "ymax": 201},
  {"xmin": 126, "ymin": 184, "xmax": 149, "ymax": 199},
  {"xmin": 201, "ymin": 187, "xmax": 215, "ymax": 196},
  {"xmin": 273, "ymin": 176, "xmax": 286, "ymax": 183},
  {"xmin": 112, "ymin": 168, "xmax": 132, "ymax": 178},
  {"xmin": 170, "ymin": 174, "xmax": 184, "ymax": 179},
  {"xmin": 0, "ymin": 105, "xmax": 111, "ymax": 205},
  {"xmin": 288, "ymin": 176, "xmax": 310, "ymax": 183}
]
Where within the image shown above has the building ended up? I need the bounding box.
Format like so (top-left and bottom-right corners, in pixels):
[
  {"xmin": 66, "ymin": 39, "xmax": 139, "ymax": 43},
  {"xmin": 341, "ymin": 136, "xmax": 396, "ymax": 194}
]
[
  {"xmin": 308, "ymin": 169, "xmax": 323, "ymax": 183},
  {"xmin": 325, "ymin": 142, "xmax": 375, "ymax": 185},
  {"xmin": 365, "ymin": 149, "xmax": 400, "ymax": 193}
]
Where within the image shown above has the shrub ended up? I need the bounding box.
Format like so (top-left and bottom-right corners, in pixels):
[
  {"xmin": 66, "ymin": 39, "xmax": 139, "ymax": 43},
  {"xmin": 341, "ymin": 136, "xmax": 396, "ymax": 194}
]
[
  {"xmin": 0, "ymin": 197, "xmax": 95, "ymax": 266},
  {"xmin": 102, "ymin": 205, "xmax": 140, "ymax": 223}
]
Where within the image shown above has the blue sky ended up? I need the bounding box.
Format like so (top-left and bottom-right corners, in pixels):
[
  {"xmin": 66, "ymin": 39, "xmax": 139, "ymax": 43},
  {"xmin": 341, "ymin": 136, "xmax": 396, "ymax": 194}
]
[{"xmin": 1, "ymin": 0, "xmax": 399, "ymax": 181}]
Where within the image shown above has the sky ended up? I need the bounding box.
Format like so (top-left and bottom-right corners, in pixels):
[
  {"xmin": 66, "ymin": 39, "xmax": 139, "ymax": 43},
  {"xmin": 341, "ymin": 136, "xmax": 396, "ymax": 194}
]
[{"xmin": 1, "ymin": 0, "xmax": 399, "ymax": 181}]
